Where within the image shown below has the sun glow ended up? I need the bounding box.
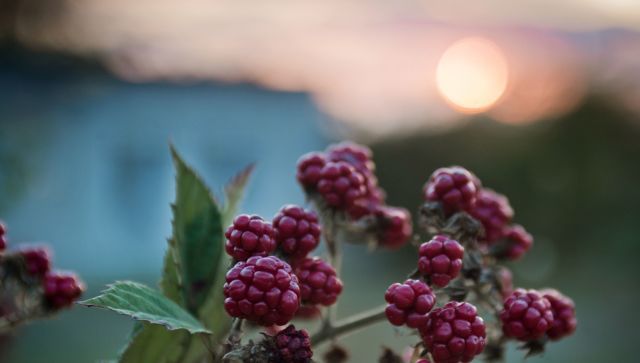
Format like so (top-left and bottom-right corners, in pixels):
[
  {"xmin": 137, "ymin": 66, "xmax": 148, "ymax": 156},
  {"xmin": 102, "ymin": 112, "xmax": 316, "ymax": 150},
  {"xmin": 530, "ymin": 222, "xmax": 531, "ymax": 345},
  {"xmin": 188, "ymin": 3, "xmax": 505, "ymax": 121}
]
[{"xmin": 436, "ymin": 37, "xmax": 508, "ymax": 113}]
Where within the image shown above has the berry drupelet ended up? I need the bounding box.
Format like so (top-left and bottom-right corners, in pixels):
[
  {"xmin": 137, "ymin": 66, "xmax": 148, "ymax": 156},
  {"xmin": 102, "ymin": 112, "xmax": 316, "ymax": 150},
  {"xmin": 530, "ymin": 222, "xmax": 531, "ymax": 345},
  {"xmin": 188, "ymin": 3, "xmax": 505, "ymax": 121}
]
[
  {"xmin": 419, "ymin": 301, "xmax": 486, "ymax": 363},
  {"xmin": 384, "ymin": 279, "xmax": 436, "ymax": 328},
  {"xmin": 500, "ymin": 289, "xmax": 554, "ymax": 341},
  {"xmin": 418, "ymin": 235, "xmax": 464, "ymax": 288},
  {"xmin": 424, "ymin": 167, "xmax": 479, "ymax": 216},
  {"xmin": 273, "ymin": 205, "xmax": 321, "ymax": 261},
  {"xmin": 542, "ymin": 289, "xmax": 577, "ymax": 340},
  {"xmin": 223, "ymin": 256, "xmax": 300, "ymax": 326},
  {"xmin": 43, "ymin": 271, "xmax": 84, "ymax": 309},
  {"xmin": 273, "ymin": 325, "xmax": 313, "ymax": 363},
  {"xmin": 225, "ymin": 214, "xmax": 276, "ymax": 262},
  {"xmin": 295, "ymin": 257, "xmax": 343, "ymax": 306}
]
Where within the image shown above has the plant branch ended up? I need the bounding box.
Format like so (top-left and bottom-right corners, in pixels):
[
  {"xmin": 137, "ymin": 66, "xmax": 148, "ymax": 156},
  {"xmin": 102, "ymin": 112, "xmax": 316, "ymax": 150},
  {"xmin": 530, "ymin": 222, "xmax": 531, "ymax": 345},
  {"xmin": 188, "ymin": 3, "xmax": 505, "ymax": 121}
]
[{"xmin": 311, "ymin": 305, "xmax": 387, "ymax": 346}]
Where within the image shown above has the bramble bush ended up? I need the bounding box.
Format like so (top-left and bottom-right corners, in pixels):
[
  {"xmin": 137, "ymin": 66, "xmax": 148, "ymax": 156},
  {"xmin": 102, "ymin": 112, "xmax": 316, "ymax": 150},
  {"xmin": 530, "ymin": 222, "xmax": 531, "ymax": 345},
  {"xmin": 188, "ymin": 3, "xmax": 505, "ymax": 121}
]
[{"xmin": 4, "ymin": 142, "xmax": 576, "ymax": 362}]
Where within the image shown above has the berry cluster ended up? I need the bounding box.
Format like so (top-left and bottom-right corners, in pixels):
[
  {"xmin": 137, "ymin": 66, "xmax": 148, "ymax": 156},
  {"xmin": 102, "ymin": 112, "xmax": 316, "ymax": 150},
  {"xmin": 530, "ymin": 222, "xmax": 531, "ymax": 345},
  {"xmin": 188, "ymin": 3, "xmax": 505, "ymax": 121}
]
[
  {"xmin": 384, "ymin": 279, "xmax": 435, "ymax": 328},
  {"xmin": 418, "ymin": 235, "xmax": 464, "ymax": 288},
  {"xmin": 273, "ymin": 205, "xmax": 321, "ymax": 261},
  {"xmin": 500, "ymin": 289, "xmax": 555, "ymax": 341},
  {"xmin": 423, "ymin": 166, "xmax": 533, "ymax": 260},
  {"xmin": 225, "ymin": 215, "xmax": 276, "ymax": 262},
  {"xmin": 296, "ymin": 142, "xmax": 412, "ymax": 249},
  {"xmin": 295, "ymin": 257, "xmax": 343, "ymax": 306},
  {"xmin": 0, "ymin": 221, "xmax": 84, "ymax": 313},
  {"xmin": 223, "ymin": 256, "xmax": 301, "ymax": 326},
  {"xmin": 420, "ymin": 302, "xmax": 486, "ymax": 363},
  {"xmin": 272, "ymin": 325, "xmax": 313, "ymax": 363}
]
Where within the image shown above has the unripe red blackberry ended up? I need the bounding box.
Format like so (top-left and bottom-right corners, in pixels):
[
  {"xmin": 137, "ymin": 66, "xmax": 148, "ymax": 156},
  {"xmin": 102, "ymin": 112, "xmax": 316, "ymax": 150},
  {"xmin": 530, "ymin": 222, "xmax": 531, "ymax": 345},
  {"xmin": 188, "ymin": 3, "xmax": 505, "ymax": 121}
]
[
  {"xmin": 326, "ymin": 142, "xmax": 375, "ymax": 175},
  {"xmin": 0, "ymin": 222, "xmax": 6, "ymax": 251},
  {"xmin": 316, "ymin": 161, "xmax": 368, "ymax": 209},
  {"xmin": 273, "ymin": 324, "xmax": 313, "ymax": 363},
  {"xmin": 43, "ymin": 271, "xmax": 84, "ymax": 309},
  {"xmin": 424, "ymin": 167, "xmax": 479, "ymax": 216},
  {"xmin": 273, "ymin": 205, "xmax": 321, "ymax": 261},
  {"xmin": 500, "ymin": 289, "xmax": 554, "ymax": 341},
  {"xmin": 224, "ymin": 256, "xmax": 300, "ymax": 326},
  {"xmin": 502, "ymin": 225, "xmax": 533, "ymax": 260},
  {"xmin": 296, "ymin": 152, "xmax": 327, "ymax": 188},
  {"xmin": 375, "ymin": 206, "xmax": 413, "ymax": 249},
  {"xmin": 418, "ymin": 235, "xmax": 464, "ymax": 288},
  {"xmin": 419, "ymin": 301, "xmax": 486, "ymax": 363},
  {"xmin": 295, "ymin": 257, "xmax": 343, "ymax": 306},
  {"xmin": 468, "ymin": 189, "xmax": 513, "ymax": 243},
  {"xmin": 384, "ymin": 279, "xmax": 436, "ymax": 328},
  {"xmin": 541, "ymin": 289, "xmax": 577, "ymax": 340},
  {"xmin": 225, "ymin": 214, "xmax": 276, "ymax": 262},
  {"xmin": 19, "ymin": 246, "xmax": 51, "ymax": 277}
]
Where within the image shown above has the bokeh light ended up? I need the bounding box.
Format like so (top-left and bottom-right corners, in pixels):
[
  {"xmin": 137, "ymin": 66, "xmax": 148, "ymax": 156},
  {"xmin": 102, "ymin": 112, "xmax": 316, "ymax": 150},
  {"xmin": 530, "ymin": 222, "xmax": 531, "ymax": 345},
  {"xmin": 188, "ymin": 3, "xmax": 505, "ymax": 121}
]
[{"xmin": 436, "ymin": 37, "xmax": 508, "ymax": 113}]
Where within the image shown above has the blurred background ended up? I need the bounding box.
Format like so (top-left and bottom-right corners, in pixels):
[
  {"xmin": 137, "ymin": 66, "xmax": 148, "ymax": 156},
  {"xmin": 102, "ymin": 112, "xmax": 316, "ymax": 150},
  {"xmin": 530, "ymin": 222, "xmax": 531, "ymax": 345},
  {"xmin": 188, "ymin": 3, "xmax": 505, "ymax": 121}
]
[{"xmin": 1, "ymin": 0, "xmax": 639, "ymax": 362}]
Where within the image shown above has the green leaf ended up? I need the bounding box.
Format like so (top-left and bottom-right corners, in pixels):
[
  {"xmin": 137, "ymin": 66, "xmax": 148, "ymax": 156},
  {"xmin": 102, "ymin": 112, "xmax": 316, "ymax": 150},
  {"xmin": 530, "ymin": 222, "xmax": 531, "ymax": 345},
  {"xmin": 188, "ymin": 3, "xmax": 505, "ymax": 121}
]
[
  {"xmin": 170, "ymin": 145, "xmax": 224, "ymax": 312},
  {"xmin": 79, "ymin": 281, "xmax": 210, "ymax": 335},
  {"xmin": 160, "ymin": 238, "xmax": 183, "ymax": 305},
  {"xmin": 118, "ymin": 324, "xmax": 191, "ymax": 363},
  {"xmin": 222, "ymin": 163, "xmax": 255, "ymax": 226}
]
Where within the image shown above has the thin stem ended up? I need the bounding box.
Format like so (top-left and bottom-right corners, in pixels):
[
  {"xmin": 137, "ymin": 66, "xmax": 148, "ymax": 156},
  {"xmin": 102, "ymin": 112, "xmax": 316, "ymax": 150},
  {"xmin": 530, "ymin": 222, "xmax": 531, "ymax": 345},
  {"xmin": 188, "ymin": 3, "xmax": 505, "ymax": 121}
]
[{"xmin": 311, "ymin": 305, "xmax": 387, "ymax": 346}]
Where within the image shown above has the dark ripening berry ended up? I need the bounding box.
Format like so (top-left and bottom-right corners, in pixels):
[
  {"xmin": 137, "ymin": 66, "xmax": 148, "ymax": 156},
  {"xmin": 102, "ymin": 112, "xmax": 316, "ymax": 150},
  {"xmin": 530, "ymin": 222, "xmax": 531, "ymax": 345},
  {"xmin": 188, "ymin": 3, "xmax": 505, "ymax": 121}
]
[
  {"xmin": 316, "ymin": 161, "xmax": 368, "ymax": 209},
  {"xmin": 384, "ymin": 279, "xmax": 436, "ymax": 328},
  {"xmin": 295, "ymin": 257, "xmax": 343, "ymax": 306},
  {"xmin": 225, "ymin": 214, "xmax": 276, "ymax": 262},
  {"xmin": 274, "ymin": 325, "xmax": 313, "ymax": 363},
  {"xmin": 541, "ymin": 289, "xmax": 577, "ymax": 340},
  {"xmin": 0, "ymin": 222, "xmax": 6, "ymax": 251},
  {"xmin": 500, "ymin": 289, "xmax": 554, "ymax": 341},
  {"xmin": 375, "ymin": 206, "xmax": 413, "ymax": 249},
  {"xmin": 43, "ymin": 271, "xmax": 84, "ymax": 309},
  {"xmin": 467, "ymin": 189, "xmax": 513, "ymax": 243},
  {"xmin": 420, "ymin": 301, "xmax": 486, "ymax": 363},
  {"xmin": 273, "ymin": 205, "xmax": 321, "ymax": 261},
  {"xmin": 296, "ymin": 152, "xmax": 327, "ymax": 188},
  {"xmin": 418, "ymin": 235, "xmax": 464, "ymax": 288},
  {"xmin": 424, "ymin": 167, "xmax": 479, "ymax": 216},
  {"xmin": 224, "ymin": 256, "xmax": 300, "ymax": 326},
  {"xmin": 326, "ymin": 142, "xmax": 375, "ymax": 175},
  {"xmin": 19, "ymin": 246, "xmax": 52, "ymax": 277},
  {"xmin": 502, "ymin": 224, "xmax": 533, "ymax": 260}
]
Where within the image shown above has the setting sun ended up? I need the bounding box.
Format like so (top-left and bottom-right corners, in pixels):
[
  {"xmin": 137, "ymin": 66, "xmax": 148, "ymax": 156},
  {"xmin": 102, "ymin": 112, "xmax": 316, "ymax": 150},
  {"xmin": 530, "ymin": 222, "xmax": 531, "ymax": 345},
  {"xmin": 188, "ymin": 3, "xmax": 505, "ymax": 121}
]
[{"xmin": 436, "ymin": 37, "xmax": 508, "ymax": 113}]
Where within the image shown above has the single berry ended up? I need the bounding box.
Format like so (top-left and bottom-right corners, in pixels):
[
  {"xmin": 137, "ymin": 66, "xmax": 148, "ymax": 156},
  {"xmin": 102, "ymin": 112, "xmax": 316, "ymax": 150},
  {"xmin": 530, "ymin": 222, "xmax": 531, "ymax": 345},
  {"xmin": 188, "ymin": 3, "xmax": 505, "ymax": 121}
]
[
  {"xmin": 468, "ymin": 189, "xmax": 513, "ymax": 243},
  {"xmin": 418, "ymin": 235, "xmax": 464, "ymax": 287},
  {"xmin": 0, "ymin": 222, "xmax": 6, "ymax": 251},
  {"xmin": 295, "ymin": 257, "xmax": 343, "ymax": 306},
  {"xmin": 273, "ymin": 205, "xmax": 321, "ymax": 261},
  {"xmin": 43, "ymin": 271, "xmax": 84, "ymax": 309},
  {"xmin": 19, "ymin": 246, "xmax": 51, "ymax": 277},
  {"xmin": 501, "ymin": 225, "xmax": 533, "ymax": 260},
  {"xmin": 273, "ymin": 325, "xmax": 313, "ymax": 363},
  {"xmin": 316, "ymin": 161, "xmax": 368, "ymax": 209},
  {"xmin": 419, "ymin": 301, "xmax": 486, "ymax": 363},
  {"xmin": 496, "ymin": 267, "xmax": 513, "ymax": 300},
  {"xmin": 296, "ymin": 152, "xmax": 327, "ymax": 188},
  {"xmin": 375, "ymin": 206, "xmax": 413, "ymax": 249},
  {"xmin": 424, "ymin": 167, "xmax": 479, "ymax": 216},
  {"xmin": 500, "ymin": 288, "xmax": 554, "ymax": 341},
  {"xmin": 326, "ymin": 142, "xmax": 375, "ymax": 174},
  {"xmin": 384, "ymin": 279, "xmax": 436, "ymax": 328},
  {"xmin": 541, "ymin": 289, "xmax": 577, "ymax": 340},
  {"xmin": 225, "ymin": 214, "xmax": 276, "ymax": 261},
  {"xmin": 224, "ymin": 256, "xmax": 300, "ymax": 326}
]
